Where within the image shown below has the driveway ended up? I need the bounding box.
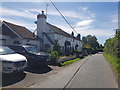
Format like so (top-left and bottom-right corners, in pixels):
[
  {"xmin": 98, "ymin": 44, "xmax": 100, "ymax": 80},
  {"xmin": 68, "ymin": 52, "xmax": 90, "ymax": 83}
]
[{"xmin": 2, "ymin": 65, "xmax": 63, "ymax": 88}]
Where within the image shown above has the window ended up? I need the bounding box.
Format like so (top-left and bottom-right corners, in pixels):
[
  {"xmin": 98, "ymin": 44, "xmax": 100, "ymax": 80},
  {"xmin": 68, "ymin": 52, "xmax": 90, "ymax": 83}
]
[
  {"xmin": 25, "ymin": 47, "xmax": 37, "ymax": 54},
  {"xmin": 0, "ymin": 39, "xmax": 6, "ymax": 45},
  {"xmin": 9, "ymin": 46, "xmax": 26, "ymax": 53},
  {"xmin": 0, "ymin": 46, "xmax": 15, "ymax": 55},
  {"xmin": 13, "ymin": 41, "xmax": 20, "ymax": 44}
]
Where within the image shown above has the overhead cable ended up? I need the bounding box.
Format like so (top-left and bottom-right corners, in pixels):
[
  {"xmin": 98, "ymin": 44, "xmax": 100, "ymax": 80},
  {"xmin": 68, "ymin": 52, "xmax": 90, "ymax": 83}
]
[{"xmin": 50, "ymin": 0, "xmax": 78, "ymax": 34}]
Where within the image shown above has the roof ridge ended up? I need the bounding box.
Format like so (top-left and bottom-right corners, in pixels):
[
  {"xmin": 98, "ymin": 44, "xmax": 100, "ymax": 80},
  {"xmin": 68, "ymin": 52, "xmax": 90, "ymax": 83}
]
[
  {"xmin": 47, "ymin": 22, "xmax": 71, "ymax": 35},
  {"xmin": 3, "ymin": 21, "xmax": 26, "ymax": 29},
  {"xmin": 47, "ymin": 22, "xmax": 81, "ymax": 41},
  {"xmin": 3, "ymin": 20, "xmax": 37, "ymax": 39}
]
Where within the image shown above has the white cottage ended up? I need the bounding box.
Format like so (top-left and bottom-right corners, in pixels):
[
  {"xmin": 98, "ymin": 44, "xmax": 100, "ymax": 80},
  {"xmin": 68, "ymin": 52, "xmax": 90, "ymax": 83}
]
[
  {"xmin": 0, "ymin": 11, "xmax": 82, "ymax": 54},
  {"xmin": 0, "ymin": 21, "xmax": 41, "ymax": 50},
  {"xmin": 35, "ymin": 11, "xmax": 82, "ymax": 54}
]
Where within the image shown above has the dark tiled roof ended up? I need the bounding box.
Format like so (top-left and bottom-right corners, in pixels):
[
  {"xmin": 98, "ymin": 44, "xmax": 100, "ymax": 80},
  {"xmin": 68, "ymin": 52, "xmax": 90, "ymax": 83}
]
[
  {"xmin": 0, "ymin": 24, "xmax": 18, "ymax": 38},
  {"xmin": 2, "ymin": 21, "xmax": 37, "ymax": 39},
  {"xmin": 47, "ymin": 23, "xmax": 81, "ymax": 41}
]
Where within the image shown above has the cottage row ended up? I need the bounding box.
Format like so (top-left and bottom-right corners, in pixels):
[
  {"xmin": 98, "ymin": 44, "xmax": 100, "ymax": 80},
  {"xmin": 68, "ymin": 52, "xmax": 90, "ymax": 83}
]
[{"xmin": 0, "ymin": 11, "xmax": 82, "ymax": 54}]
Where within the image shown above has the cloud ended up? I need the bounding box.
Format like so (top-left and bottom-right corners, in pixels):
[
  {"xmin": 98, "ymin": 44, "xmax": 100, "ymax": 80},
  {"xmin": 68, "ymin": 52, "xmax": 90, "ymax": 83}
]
[
  {"xmin": 48, "ymin": 10, "xmax": 96, "ymax": 20},
  {"xmin": 25, "ymin": 8, "xmax": 95, "ymax": 20},
  {"xmin": 1, "ymin": 7, "xmax": 36, "ymax": 20},
  {"xmin": 49, "ymin": 10, "xmax": 81, "ymax": 18},
  {"xmin": 76, "ymin": 28, "xmax": 114, "ymax": 37},
  {"xmin": 79, "ymin": 7, "xmax": 88, "ymax": 12},
  {"xmin": 24, "ymin": 9, "xmax": 40, "ymax": 13},
  {"xmin": 25, "ymin": 9, "xmax": 80, "ymax": 18},
  {"xmin": 75, "ymin": 19, "xmax": 95, "ymax": 27},
  {"xmin": 110, "ymin": 14, "xmax": 118, "ymax": 23},
  {"xmin": 52, "ymin": 22, "xmax": 114, "ymax": 38},
  {"xmin": 2, "ymin": 17, "xmax": 36, "ymax": 31},
  {"xmin": 112, "ymin": 19, "xmax": 117, "ymax": 23},
  {"xmin": 96, "ymin": 14, "xmax": 118, "ymax": 30}
]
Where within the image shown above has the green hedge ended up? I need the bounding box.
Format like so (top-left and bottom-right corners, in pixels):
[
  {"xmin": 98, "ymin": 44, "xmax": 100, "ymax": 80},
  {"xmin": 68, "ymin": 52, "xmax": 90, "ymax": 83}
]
[
  {"xmin": 103, "ymin": 29, "xmax": 120, "ymax": 77},
  {"xmin": 104, "ymin": 38, "xmax": 118, "ymax": 57},
  {"xmin": 60, "ymin": 58, "xmax": 80, "ymax": 66}
]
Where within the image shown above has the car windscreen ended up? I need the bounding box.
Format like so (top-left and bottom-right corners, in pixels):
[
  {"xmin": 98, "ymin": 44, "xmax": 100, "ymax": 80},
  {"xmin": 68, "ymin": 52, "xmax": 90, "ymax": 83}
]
[
  {"xmin": 25, "ymin": 47, "xmax": 38, "ymax": 54},
  {"xmin": 0, "ymin": 46, "xmax": 15, "ymax": 55}
]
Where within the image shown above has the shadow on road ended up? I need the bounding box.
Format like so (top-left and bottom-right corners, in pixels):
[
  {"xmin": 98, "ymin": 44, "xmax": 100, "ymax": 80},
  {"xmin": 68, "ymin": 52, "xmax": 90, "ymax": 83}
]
[
  {"xmin": 2, "ymin": 72, "xmax": 26, "ymax": 87},
  {"xmin": 25, "ymin": 65, "xmax": 52, "ymax": 74}
]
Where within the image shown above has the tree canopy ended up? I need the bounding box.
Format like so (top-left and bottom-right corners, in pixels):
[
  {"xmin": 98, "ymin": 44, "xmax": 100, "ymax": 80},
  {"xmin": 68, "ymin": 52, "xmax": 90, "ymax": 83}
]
[{"xmin": 82, "ymin": 35, "xmax": 99, "ymax": 50}]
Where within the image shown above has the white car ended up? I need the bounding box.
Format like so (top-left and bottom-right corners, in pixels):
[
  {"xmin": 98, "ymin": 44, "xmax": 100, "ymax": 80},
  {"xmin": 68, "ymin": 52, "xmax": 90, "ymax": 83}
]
[{"xmin": 0, "ymin": 46, "xmax": 27, "ymax": 74}]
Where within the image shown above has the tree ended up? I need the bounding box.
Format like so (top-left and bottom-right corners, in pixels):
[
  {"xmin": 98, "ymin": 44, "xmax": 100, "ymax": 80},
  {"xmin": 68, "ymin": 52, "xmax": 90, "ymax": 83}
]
[
  {"xmin": 82, "ymin": 37, "xmax": 87, "ymax": 44},
  {"xmin": 82, "ymin": 35, "xmax": 99, "ymax": 50}
]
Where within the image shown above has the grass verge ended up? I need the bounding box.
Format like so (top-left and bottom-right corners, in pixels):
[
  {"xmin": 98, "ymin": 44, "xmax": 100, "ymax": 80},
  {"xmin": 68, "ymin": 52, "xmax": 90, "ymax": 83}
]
[
  {"xmin": 103, "ymin": 53, "xmax": 120, "ymax": 77},
  {"xmin": 60, "ymin": 58, "xmax": 80, "ymax": 66}
]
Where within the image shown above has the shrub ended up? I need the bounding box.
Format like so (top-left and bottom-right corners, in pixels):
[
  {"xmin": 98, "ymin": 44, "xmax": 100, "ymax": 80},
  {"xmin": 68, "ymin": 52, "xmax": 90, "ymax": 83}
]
[
  {"xmin": 103, "ymin": 29, "xmax": 120, "ymax": 77},
  {"xmin": 74, "ymin": 49, "xmax": 83, "ymax": 58},
  {"xmin": 50, "ymin": 51, "xmax": 59, "ymax": 61}
]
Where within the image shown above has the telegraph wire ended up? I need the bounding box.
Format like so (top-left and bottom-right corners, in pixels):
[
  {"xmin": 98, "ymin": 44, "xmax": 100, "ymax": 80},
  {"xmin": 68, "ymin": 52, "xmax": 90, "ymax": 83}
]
[{"xmin": 49, "ymin": 0, "xmax": 78, "ymax": 34}]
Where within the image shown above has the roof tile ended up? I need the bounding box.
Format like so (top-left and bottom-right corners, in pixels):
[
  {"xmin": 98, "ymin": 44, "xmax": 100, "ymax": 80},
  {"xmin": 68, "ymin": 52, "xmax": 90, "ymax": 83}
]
[{"xmin": 3, "ymin": 21, "xmax": 36, "ymax": 39}]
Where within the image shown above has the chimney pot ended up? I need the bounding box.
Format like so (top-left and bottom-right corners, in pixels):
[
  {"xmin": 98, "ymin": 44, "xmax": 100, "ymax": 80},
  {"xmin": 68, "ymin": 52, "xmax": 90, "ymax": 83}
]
[{"xmin": 42, "ymin": 11, "xmax": 44, "ymax": 14}]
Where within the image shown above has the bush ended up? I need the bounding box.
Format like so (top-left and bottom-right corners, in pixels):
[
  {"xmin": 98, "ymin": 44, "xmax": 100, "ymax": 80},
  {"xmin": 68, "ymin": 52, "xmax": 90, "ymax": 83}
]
[
  {"xmin": 74, "ymin": 49, "xmax": 83, "ymax": 58},
  {"xmin": 103, "ymin": 29, "xmax": 120, "ymax": 77},
  {"xmin": 104, "ymin": 38, "xmax": 118, "ymax": 57},
  {"xmin": 50, "ymin": 51, "xmax": 59, "ymax": 61},
  {"xmin": 82, "ymin": 48, "xmax": 88, "ymax": 56}
]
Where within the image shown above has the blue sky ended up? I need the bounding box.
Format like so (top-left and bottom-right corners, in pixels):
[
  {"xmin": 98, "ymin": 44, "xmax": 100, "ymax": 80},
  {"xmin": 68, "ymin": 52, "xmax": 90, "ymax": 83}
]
[{"xmin": 0, "ymin": 2, "xmax": 118, "ymax": 45}]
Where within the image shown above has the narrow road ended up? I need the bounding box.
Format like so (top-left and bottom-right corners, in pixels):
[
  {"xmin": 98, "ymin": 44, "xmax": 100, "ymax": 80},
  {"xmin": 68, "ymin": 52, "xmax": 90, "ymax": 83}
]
[
  {"xmin": 30, "ymin": 54, "xmax": 118, "ymax": 88},
  {"xmin": 66, "ymin": 54, "xmax": 118, "ymax": 88}
]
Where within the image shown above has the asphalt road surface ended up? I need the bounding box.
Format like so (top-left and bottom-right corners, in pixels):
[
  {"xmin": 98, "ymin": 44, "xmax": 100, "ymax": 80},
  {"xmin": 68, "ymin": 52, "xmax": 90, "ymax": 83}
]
[
  {"xmin": 66, "ymin": 54, "xmax": 118, "ymax": 88},
  {"xmin": 30, "ymin": 54, "xmax": 118, "ymax": 88},
  {"xmin": 2, "ymin": 53, "xmax": 118, "ymax": 88}
]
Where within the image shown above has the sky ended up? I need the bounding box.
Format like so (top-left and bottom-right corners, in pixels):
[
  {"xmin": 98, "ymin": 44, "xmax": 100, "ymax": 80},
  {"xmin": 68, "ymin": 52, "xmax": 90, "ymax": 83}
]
[{"xmin": 0, "ymin": 1, "xmax": 118, "ymax": 45}]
